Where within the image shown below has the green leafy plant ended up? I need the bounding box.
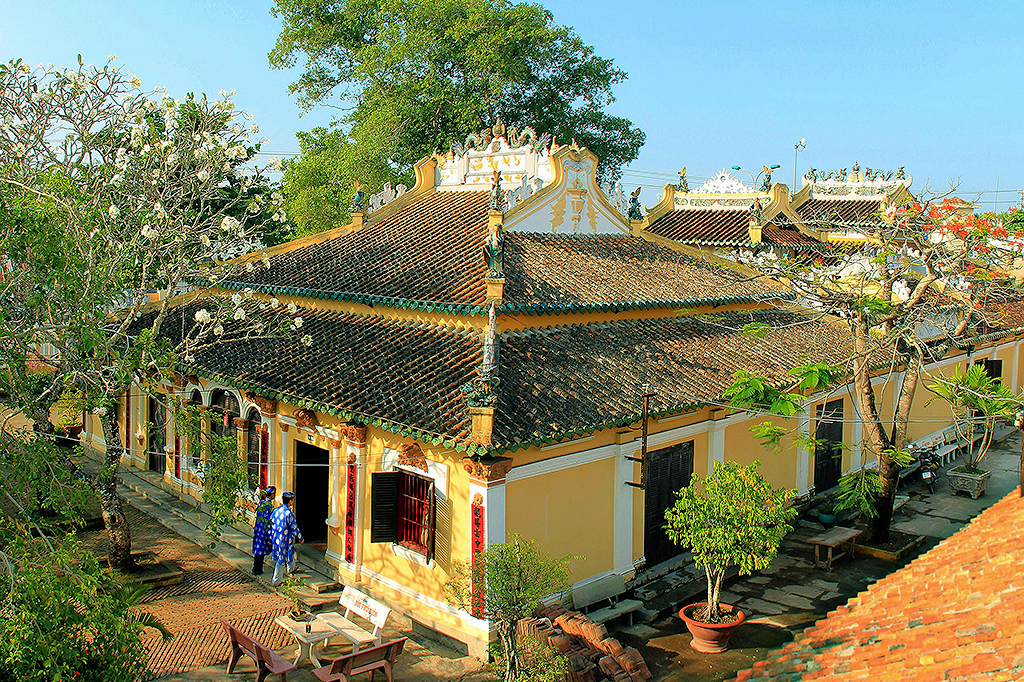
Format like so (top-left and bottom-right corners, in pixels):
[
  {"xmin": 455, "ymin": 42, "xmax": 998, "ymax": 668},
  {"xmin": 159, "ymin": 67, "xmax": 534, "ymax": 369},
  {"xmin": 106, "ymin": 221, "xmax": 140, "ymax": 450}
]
[
  {"xmin": 664, "ymin": 460, "xmax": 796, "ymax": 623},
  {"xmin": 445, "ymin": 535, "xmax": 575, "ymax": 682},
  {"xmin": 928, "ymin": 363, "xmax": 1020, "ymax": 473}
]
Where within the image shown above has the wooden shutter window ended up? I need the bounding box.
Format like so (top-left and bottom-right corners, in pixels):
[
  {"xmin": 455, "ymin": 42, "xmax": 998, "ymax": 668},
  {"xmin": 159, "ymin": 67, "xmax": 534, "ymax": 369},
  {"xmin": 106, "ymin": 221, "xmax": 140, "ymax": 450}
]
[
  {"xmin": 433, "ymin": 495, "xmax": 452, "ymax": 572},
  {"xmin": 370, "ymin": 471, "xmax": 399, "ymax": 543}
]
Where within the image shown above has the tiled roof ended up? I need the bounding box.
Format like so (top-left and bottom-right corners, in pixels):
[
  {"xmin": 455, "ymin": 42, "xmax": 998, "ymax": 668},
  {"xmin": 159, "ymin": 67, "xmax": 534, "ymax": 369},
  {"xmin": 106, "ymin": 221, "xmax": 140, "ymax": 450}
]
[
  {"xmin": 223, "ymin": 190, "xmax": 492, "ymax": 309},
  {"xmin": 492, "ymin": 309, "xmax": 851, "ymax": 447},
  {"xmin": 734, "ymin": 488, "xmax": 1024, "ymax": 682},
  {"xmin": 647, "ymin": 208, "xmax": 824, "ymax": 249},
  {"xmin": 647, "ymin": 207, "xmax": 752, "ymax": 244},
  {"xmin": 162, "ymin": 303, "xmax": 482, "ymax": 444},
  {"xmin": 797, "ymin": 198, "xmax": 883, "ymax": 226},
  {"xmin": 500, "ymin": 233, "xmax": 789, "ymax": 312}
]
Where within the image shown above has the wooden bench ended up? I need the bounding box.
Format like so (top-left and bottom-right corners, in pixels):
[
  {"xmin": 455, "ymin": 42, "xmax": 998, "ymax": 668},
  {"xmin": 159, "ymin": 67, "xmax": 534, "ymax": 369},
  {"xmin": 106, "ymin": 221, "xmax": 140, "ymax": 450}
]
[
  {"xmin": 312, "ymin": 637, "xmax": 407, "ymax": 682},
  {"xmin": 221, "ymin": 618, "xmax": 298, "ymax": 682},
  {"xmin": 807, "ymin": 526, "xmax": 863, "ymax": 570},
  {"xmin": 315, "ymin": 586, "xmax": 391, "ymax": 652}
]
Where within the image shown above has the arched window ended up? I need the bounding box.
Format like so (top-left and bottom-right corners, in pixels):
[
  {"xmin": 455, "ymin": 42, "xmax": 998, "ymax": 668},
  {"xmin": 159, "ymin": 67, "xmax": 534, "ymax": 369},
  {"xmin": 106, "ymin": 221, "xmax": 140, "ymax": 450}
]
[
  {"xmin": 210, "ymin": 389, "xmax": 241, "ymax": 440},
  {"xmin": 245, "ymin": 408, "xmax": 261, "ymax": 489}
]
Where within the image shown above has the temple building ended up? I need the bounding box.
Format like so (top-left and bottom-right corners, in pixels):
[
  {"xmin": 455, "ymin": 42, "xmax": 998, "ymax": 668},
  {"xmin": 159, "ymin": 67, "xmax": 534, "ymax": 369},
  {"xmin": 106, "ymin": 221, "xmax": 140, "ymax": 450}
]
[{"xmin": 80, "ymin": 128, "xmax": 1024, "ymax": 656}]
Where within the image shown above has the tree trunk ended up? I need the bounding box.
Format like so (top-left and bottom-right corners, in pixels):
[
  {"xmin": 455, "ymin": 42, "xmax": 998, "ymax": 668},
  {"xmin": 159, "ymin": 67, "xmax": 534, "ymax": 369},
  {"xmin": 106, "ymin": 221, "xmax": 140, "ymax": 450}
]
[
  {"xmin": 852, "ymin": 318, "xmax": 895, "ymax": 543},
  {"xmin": 99, "ymin": 408, "xmax": 134, "ymax": 569},
  {"xmin": 500, "ymin": 622, "xmax": 518, "ymax": 682}
]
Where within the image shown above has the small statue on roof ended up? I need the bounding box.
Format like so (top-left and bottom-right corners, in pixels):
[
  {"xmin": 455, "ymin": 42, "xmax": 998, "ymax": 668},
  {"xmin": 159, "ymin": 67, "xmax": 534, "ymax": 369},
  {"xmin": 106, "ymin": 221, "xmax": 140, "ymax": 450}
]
[
  {"xmin": 489, "ymin": 169, "xmax": 504, "ymax": 212},
  {"xmin": 350, "ymin": 180, "xmax": 364, "ymax": 212},
  {"xmin": 677, "ymin": 167, "xmax": 689, "ymax": 192},
  {"xmin": 760, "ymin": 165, "xmax": 773, "ymax": 192},
  {"xmin": 851, "ymin": 161, "xmax": 862, "ymax": 182},
  {"xmin": 627, "ymin": 187, "xmax": 643, "ymax": 221},
  {"xmin": 750, "ymin": 197, "xmax": 763, "ymax": 223},
  {"xmin": 483, "ymin": 228, "xmax": 503, "ymax": 277},
  {"xmin": 896, "ymin": 166, "xmax": 906, "ymax": 180},
  {"xmin": 492, "ymin": 115, "xmax": 505, "ymax": 139}
]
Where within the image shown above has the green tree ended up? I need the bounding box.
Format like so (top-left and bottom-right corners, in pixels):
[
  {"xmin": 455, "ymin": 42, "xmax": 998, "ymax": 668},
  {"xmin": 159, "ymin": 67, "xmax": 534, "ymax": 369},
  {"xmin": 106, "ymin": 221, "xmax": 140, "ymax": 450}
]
[
  {"xmin": 269, "ymin": 0, "xmax": 645, "ymax": 234},
  {"xmin": 664, "ymin": 460, "xmax": 796, "ymax": 622},
  {"xmin": 445, "ymin": 535, "xmax": 574, "ymax": 682},
  {"xmin": 725, "ymin": 195, "xmax": 1024, "ymax": 542},
  {"xmin": 0, "ymin": 57, "xmax": 291, "ymax": 569}
]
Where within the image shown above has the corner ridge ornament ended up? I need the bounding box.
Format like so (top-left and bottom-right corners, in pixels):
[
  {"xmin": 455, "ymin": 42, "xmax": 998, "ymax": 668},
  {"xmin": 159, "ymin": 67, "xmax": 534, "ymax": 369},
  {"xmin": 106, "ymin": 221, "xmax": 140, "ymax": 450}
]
[
  {"xmin": 462, "ymin": 455, "xmax": 514, "ymax": 482},
  {"xmin": 462, "ymin": 303, "xmax": 500, "ymax": 408}
]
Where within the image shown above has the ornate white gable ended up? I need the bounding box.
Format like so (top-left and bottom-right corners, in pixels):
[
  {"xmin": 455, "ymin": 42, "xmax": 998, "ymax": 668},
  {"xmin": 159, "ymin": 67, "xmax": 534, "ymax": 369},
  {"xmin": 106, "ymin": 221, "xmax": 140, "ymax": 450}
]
[
  {"xmin": 803, "ymin": 163, "xmax": 912, "ymax": 199},
  {"xmin": 503, "ymin": 149, "xmax": 630, "ymax": 235},
  {"xmin": 435, "ymin": 123, "xmax": 555, "ymax": 198},
  {"xmin": 694, "ymin": 169, "xmax": 754, "ymax": 194}
]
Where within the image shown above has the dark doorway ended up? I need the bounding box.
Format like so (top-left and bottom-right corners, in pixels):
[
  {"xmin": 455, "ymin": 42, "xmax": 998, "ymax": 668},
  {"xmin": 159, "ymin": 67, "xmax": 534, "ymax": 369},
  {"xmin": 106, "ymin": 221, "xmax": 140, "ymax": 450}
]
[
  {"xmin": 148, "ymin": 396, "xmax": 167, "ymax": 474},
  {"xmin": 814, "ymin": 399, "xmax": 844, "ymax": 492},
  {"xmin": 295, "ymin": 441, "xmax": 329, "ymax": 547},
  {"xmin": 643, "ymin": 440, "xmax": 694, "ymax": 570}
]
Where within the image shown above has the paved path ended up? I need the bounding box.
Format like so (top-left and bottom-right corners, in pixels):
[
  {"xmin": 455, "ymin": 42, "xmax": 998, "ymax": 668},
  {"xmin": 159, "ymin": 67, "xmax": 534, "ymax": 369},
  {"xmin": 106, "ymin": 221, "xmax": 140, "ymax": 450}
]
[{"xmin": 617, "ymin": 435, "xmax": 1023, "ymax": 682}]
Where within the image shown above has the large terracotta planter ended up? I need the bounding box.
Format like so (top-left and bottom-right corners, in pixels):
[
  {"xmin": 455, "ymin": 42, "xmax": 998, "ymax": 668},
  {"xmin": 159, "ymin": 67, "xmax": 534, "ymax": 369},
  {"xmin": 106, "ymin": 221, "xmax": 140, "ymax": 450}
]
[
  {"xmin": 947, "ymin": 467, "xmax": 991, "ymax": 499},
  {"xmin": 679, "ymin": 602, "xmax": 746, "ymax": 653}
]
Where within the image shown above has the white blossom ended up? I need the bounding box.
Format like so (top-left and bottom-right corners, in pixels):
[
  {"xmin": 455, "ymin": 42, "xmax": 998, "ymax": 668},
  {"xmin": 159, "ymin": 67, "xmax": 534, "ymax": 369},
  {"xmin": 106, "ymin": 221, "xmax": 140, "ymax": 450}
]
[
  {"xmin": 221, "ymin": 215, "xmax": 239, "ymax": 232},
  {"xmin": 201, "ymin": 234, "xmax": 211, "ymax": 247},
  {"xmin": 111, "ymin": 173, "xmax": 122, "ymax": 185},
  {"xmin": 108, "ymin": 204, "xmax": 120, "ymax": 218},
  {"xmin": 92, "ymin": 406, "xmax": 108, "ymax": 416},
  {"xmin": 197, "ymin": 169, "xmax": 210, "ymax": 182},
  {"xmin": 301, "ymin": 334, "xmax": 312, "ymax": 347},
  {"xmin": 231, "ymin": 293, "xmax": 242, "ymax": 306},
  {"xmin": 287, "ymin": 302, "xmax": 297, "ymax": 314},
  {"xmin": 245, "ymin": 261, "xmax": 255, "ymax": 273},
  {"xmin": 270, "ymin": 297, "xmax": 280, "ymax": 308},
  {"xmin": 166, "ymin": 152, "xmax": 178, "ymax": 166},
  {"xmin": 268, "ymin": 156, "xmax": 282, "ymax": 171},
  {"xmin": 130, "ymin": 75, "xmax": 142, "ymax": 88},
  {"xmin": 213, "ymin": 324, "xmax": 225, "ymax": 336},
  {"xmin": 293, "ymin": 317, "xmax": 303, "ymax": 329},
  {"xmin": 261, "ymin": 254, "xmax": 271, "ymax": 269},
  {"xmin": 251, "ymin": 124, "xmax": 259, "ymax": 134},
  {"xmin": 243, "ymin": 287, "xmax": 254, "ymax": 299},
  {"xmin": 233, "ymin": 307, "xmax": 246, "ymax": 321},
  {"xmin": 141, "ymin": 224, "xmax": 158, "ymax": 240},
  {"xmin": 184, "ymin": 354, "xmax": 195, "ymax": 363},
  {"xmin": 194, "ymin": 309, "xmax": 211, "ymax": 323}
]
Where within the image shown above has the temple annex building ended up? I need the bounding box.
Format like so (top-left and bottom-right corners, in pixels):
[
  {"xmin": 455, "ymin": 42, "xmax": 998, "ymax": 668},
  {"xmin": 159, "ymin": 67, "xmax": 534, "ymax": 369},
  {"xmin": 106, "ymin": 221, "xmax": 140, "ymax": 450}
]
[{"xmin": 80, "ymin": 128, "xmax": 1024, "ymax": 656}]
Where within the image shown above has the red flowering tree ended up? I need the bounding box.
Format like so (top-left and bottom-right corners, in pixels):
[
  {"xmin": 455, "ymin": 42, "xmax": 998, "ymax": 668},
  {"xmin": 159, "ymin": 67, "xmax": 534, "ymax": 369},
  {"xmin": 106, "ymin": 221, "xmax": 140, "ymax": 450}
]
[{"xmin": 726, "ymin": 193, "xmax": 1024, "ymax": 542}]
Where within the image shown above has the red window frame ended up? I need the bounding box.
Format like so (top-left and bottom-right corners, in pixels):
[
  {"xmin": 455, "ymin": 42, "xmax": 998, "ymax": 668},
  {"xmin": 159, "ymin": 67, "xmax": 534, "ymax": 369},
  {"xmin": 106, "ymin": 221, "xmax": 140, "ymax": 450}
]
[{"xmin": 396, "ymin": 470, "xmax": 434, "ymax": 555}]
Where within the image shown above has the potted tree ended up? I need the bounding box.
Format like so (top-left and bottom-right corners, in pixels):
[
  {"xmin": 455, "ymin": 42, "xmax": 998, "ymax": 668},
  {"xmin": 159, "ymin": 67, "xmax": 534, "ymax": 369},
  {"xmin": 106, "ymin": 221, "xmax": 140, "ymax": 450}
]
[
  {"xmin": 664, "ymin": 460, "xmax": 797, "ymax": 653},
  {"xmin": 928, "ymin": 364, "xmax": 1017, "ymax": 499},
  {"xmin": 815, "ymin": 493, "xmax": 838, "ymax": 526}
]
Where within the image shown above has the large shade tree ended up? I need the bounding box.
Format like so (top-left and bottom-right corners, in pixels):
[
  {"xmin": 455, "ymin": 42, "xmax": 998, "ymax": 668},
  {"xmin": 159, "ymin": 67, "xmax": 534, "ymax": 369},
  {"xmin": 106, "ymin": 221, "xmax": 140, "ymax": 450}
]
[
  {"xmin": 268, "ymin": 0, "xmax": 645, "ymax": 236},
  {"xmin": 0, "ymin": 57, "xmax": 292, "ymax": 568},
  {"xmin": 724, "ymin": 193, "xmax": 1024, "ymax": 542}
]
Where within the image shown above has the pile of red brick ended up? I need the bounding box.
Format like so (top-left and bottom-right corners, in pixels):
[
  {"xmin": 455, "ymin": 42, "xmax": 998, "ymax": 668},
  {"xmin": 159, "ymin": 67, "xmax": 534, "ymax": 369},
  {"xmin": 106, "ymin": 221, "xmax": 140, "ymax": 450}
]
[{"xmin": 518, "ymin": 605, "xmax": 652, "ymax": 682}]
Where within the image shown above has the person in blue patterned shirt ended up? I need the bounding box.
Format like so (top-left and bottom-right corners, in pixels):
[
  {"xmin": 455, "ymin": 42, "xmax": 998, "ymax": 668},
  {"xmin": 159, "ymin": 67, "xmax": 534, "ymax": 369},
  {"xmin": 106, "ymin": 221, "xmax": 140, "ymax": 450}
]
[
  {"xmin": 270, "ymin": 491, "xmax": 303, "ymax": 586},
  {"xmin": 251, "ymin": 486, "xmax": 276, "ymax": 576}
]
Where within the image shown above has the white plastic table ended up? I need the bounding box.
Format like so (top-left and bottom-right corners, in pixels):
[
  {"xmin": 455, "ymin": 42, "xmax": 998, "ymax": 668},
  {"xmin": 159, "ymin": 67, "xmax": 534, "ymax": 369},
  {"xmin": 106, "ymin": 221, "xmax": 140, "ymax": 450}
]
[{"xmin": 273, "ymin": 614, "xmax": 343, "ymax": 667}]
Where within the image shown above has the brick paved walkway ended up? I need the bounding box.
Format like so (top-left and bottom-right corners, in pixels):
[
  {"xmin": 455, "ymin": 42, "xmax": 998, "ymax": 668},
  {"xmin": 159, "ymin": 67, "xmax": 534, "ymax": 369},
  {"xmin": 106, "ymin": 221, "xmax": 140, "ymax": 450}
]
[{"xmin": 80, "ymin": 505, "xmax": 293, "ymax": 680}]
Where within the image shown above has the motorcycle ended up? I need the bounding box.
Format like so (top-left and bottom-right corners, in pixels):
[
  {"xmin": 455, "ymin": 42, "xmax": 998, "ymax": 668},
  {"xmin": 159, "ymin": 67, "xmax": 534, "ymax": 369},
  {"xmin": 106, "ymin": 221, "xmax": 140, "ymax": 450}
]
[{"xmin": 918, "ymin": 448, "xmax": 941, "ymax": 493}]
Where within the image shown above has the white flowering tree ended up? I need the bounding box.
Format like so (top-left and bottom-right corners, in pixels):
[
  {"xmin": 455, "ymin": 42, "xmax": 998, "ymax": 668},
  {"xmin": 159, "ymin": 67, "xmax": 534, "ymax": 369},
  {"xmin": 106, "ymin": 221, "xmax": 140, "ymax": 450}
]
[
  {"xmin": 723, "ymin": 196, "xmax": 1024, "ymax": 542},
  {"xmin": 0, "ymin": 57, "xmax": 294, "ymax": 569}
]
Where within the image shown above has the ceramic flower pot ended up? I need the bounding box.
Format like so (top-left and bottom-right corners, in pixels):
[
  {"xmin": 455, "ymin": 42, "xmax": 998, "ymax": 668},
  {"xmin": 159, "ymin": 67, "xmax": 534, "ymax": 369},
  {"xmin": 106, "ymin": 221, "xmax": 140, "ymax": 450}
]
[
  {"xmin": 817, "ymin": 511, "xmax": 837, "ymax": 526},
  {"xmin": 679, "ymin": 602, "xmax": 746, "ymax": 653},
  {"xmin": 947, "ymin": 467, "xmax": 991, "ymax": 499}
]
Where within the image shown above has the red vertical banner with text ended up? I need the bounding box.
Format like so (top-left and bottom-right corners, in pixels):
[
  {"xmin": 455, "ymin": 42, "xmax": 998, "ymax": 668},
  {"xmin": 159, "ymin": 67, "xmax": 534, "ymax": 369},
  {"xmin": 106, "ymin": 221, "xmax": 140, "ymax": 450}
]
[
  {"xmin": 471, "ymin": 501, "xmax": 485, "ymax": 618},
  {"xmin": 344, "ymin": 462, "xmax": 357, "ymax": 563}
]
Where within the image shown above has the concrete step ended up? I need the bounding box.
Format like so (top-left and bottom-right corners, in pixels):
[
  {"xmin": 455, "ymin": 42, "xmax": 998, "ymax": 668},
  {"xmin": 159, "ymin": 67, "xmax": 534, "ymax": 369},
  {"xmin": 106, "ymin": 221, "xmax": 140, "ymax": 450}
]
[{"xmin": 108, "ymin": 460, "xmax": 341, "ymax": 593}]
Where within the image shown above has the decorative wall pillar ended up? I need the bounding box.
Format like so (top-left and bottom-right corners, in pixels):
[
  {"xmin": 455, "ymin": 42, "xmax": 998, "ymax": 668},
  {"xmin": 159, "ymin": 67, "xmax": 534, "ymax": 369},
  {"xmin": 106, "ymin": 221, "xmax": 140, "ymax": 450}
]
[
  {"xmin": 327, "ymin": 438, "xmax": 343, "ymax": 529},
  {"xmin": 278, "ymin": 420, "xmax": 290, "ymax": 495},
  {"xmin": 342, "ymin": 425, "xmax": 368, "ymax": 576},
  {"xmin": 612, "ymin": 438, "xmax": 633, "ymax": 577},
  {"xmin": 233, "ymin": 417, "xmax": 249, "ymax": 459}
]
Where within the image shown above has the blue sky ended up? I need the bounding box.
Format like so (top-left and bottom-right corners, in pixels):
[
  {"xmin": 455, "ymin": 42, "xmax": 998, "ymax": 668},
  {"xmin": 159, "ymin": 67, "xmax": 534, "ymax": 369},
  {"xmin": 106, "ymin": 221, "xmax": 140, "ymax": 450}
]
[{"xmin": 2, "ymin": 0, "xmax": 1020, "ymax": 208}]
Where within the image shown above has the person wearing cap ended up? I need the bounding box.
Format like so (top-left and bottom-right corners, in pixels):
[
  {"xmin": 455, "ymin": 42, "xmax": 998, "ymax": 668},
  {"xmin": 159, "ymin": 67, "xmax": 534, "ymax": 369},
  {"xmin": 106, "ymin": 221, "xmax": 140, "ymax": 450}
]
[
  {"xmin": 270, "ymin": 491, "xmax": 303, "ymax": 586},
  {"xmin": 251, "ymin": 486, "xmax": 277, "ymax": 576}
]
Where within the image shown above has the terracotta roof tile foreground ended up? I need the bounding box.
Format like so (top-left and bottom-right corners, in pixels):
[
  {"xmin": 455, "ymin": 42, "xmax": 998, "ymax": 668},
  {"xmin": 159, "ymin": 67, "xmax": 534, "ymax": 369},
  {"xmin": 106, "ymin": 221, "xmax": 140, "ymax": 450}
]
[{"xmin": 733, "ymin": 488, "xmax": 1024, "ymax": 682}]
